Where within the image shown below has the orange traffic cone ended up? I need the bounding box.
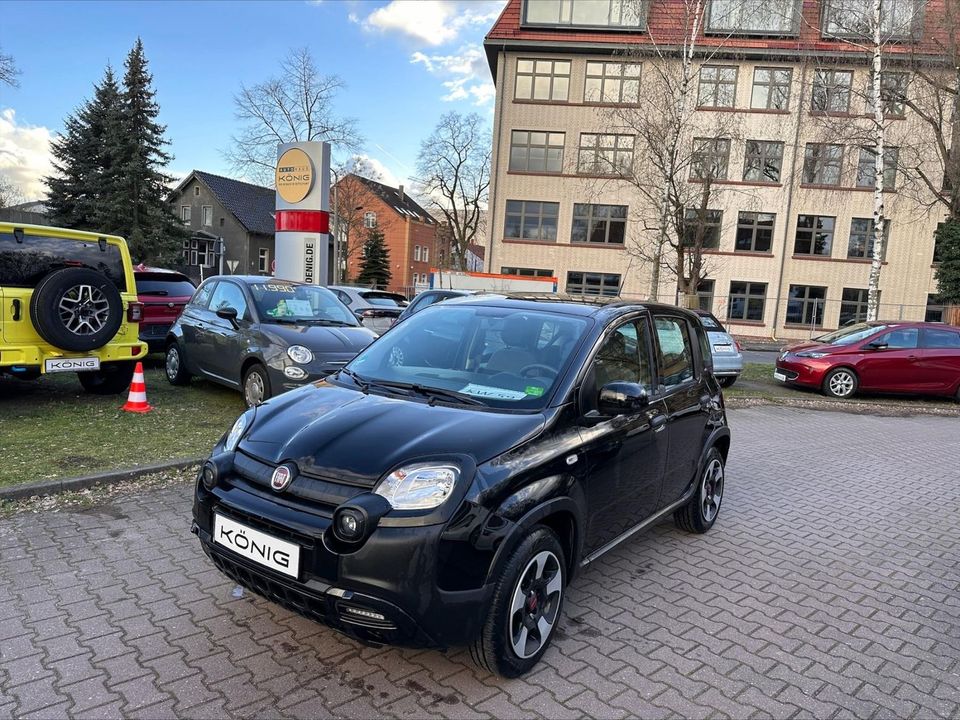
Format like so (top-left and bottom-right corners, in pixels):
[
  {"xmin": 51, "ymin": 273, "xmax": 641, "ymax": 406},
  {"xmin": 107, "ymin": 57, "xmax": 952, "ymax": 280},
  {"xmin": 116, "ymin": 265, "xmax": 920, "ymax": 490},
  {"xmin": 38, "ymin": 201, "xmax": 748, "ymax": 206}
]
[{"xmin": 121, "ymin": 362, "xmax": 153, "ymax": 413}]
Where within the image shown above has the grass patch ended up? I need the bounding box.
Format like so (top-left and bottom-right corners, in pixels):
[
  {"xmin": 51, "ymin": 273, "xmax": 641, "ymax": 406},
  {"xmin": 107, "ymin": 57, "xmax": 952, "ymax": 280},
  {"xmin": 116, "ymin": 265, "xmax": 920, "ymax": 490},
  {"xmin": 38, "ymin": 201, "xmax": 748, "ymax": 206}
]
[{"xmin": 0, "ymin": 359, "xmax": 243, "ymax": 488}]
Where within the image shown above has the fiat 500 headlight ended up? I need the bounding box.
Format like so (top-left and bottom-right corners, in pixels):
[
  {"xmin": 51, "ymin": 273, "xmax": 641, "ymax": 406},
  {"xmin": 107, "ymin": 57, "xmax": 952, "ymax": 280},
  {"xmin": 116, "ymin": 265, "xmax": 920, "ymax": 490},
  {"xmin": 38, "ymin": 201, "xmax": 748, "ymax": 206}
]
[
  {"xmin": 224, "ymin": 409, "xmax": 254, "ymax": 452},
  {"xmin": 374, "ymin": 464, "xmax": 460, "ymax": 510},
  {"xmin": 287, "ymin": 345, "xmax": 314, "ymax": 364}
]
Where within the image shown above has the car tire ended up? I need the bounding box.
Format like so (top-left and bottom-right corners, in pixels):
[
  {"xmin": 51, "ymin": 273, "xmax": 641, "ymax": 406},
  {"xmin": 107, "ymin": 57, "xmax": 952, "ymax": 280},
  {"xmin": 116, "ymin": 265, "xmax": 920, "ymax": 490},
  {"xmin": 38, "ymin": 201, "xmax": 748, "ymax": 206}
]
[
  {"xmin": 718, "ymin": 376, "xmax": 737, "ymax": 388},
  {"xmin": 242, "ymin": 363, "xmax": 271, "ymax": 407},
  {"xmin": 674, "ymin": 447, "xmax": 725, "ymax": 534},
  {"xmin": 165, "ymin": 343, "xmax": 191, "ymax": 386},
  {"xmin": 822, "ymin": 367, "xmax": 858, "ymax": 399},
  {"xmin": 29, "ymin": 267, "xmax": 124, "ymax": 352},
  {"xmin": 77, "ymin": 360, "xmax": 136, "ymax": 395},
  {"xmin": 469, "ymin": 526, "xmax": 566, "ymax": 678}
]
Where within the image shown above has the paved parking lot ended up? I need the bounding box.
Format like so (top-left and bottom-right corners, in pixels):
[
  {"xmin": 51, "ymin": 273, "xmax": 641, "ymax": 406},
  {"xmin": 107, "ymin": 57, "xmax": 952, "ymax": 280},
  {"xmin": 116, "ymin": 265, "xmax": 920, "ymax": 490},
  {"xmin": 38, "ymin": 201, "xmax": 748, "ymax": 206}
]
[{"xmin": 2, "ymin": 406, "xmax": 959, "ymax": 719}]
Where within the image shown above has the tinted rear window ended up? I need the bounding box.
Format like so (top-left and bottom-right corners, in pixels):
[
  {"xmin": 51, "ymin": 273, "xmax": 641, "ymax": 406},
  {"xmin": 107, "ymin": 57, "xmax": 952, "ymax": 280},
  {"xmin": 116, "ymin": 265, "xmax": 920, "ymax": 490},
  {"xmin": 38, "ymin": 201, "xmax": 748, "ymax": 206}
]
[
  {"xmin": 0, "ymin": 232, "xmax": 127, "ymax": 291},
  {"xmin": 136, "ymin": 273, "xmax": 196, "ymax": 296},
  {"xmin": 361, "ymin": 292, "xmax": 408, "ymax": 307}
]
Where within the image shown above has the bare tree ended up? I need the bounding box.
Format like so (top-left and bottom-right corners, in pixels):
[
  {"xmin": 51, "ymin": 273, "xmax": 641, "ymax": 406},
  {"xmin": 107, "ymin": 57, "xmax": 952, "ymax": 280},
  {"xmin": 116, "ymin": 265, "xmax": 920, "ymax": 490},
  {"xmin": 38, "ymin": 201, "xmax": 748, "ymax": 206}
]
[
  {"xmin": 0, "ymin": 175, "xmax": 25, "ymax": 208},
  {"xmin": 0, "ymin": 46, "xmax": 19, "ymax": 87},
  {"xmin": 226, "ymin": 48, "xmax": 361, "ymax": 184},
  {"xmin": 331, "ymin": 157, "xmax": 383, "ymax": 283},
  {"xmin": 414, "ymin": 112, "xmax": 490, "ymax": 271}
]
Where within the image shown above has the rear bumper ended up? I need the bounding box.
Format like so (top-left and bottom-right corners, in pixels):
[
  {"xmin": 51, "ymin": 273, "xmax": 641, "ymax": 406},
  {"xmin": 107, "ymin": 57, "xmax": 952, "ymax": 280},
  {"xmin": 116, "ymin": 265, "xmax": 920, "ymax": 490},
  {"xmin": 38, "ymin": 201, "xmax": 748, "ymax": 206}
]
[
  {"xmin": 711, "ymin": 354, "xmax": 743, "ymax": 376},
  {"xmin": 139, "ymin": 322, "xmax": 172, "ymax": 352},
  {"xmin": 0, "ymin": 340, "xmax": 148, "ymax": 372}
]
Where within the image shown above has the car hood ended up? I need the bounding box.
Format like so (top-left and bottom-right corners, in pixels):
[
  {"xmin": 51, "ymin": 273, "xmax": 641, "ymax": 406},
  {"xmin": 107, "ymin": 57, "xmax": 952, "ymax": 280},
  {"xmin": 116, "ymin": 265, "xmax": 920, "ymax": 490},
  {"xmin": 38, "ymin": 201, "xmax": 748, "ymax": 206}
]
[
  {"xmin": 783, "ymin": 340, "xmax": 843, "ymax": 355},
  {"xmin": 261, "ymin": 323, "xmax": 376, "ymax": 354},
  {"xmin": 238, "ymin": 381, "xmax": 546, "ymax": 484}
]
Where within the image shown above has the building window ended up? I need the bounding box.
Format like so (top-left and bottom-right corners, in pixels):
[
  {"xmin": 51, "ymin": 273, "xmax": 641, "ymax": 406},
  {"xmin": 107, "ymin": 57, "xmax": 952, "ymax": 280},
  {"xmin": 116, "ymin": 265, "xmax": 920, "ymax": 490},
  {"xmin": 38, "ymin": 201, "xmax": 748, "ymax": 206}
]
[
  {"xmin": 856, "ymin": 146, "xmax": 898, "ymax": 189},
  {"xmin": 697, "ymin": 279, "xmax": 715, "ymax": 312},
  {"xmin": 571, "ymin": 203, "xmax": 628, "ymax": 245},
  {"xmin": 802, "ymin": 143, "xmax": 844, "ymax": 185},
  {"xmin": 751, "ymin": 67, "xmax": 792, "ymax": 109},
  {"xmin": 698, "ymin": 66, "xmax": 738, "ymax": 108},
  {"xmin": 414, "ymin": 245, "xmax": 421, "ymax": 261},
  {"xmin": 683, "ymin": 209, "xmax": 723, "ymax": 249},
  {"xmin": 194, "ymin": 186, "xmax": 200, "ymax": 196},
  {"xmin": 501, "ymin": 266, "xmax": 555, "ymax": 277},
  {"xmin": 363, "ymin": 211, "xmax": 377, "ymax": 228},
  {"xmin": 184, "ymin": 237, "xmax": 216, "ymax": 267},
  {"xmin": 926, "ymin": 293, "xmax": 945, "ymax": 322},
  {"xmin": 847, "ymin": 217, "xmax": 888, "ymax": 259},
  {"xmin": 181, "ymin": 206, "xmax": 191, "ymax": 224},
  {"xmin": 706, "ymin": 0, "xmax": 801, "ymax": 34},
  {"xmin": 515, "ymin": 58, "xmax": 571, "ymax": 101},
  {"xmin": 504, "ymin": 200, "xmax": 560, "ymax": 241},
  {"xmin": 258, "ymin": 248, "xmax": 270, "ymax": 274},
  {"xmin": 219, "ymin": 217, "xmax": 224, "ymax": 227},
  {"xmin": 523, "ymin": 0, "xmax": 649, "ymax": 29},
  {"xmin": 201, "ymin": 205, "xmax": 213, "ymax": 227},
  {"xmin": 735, "ymin": 212, "xmax": 776, "ymax": 252},
  {"xmin": 839, "ymin": 288, "xmax": 870, "ymax": 325},
  {"xmin": 584, "ymin": 62, "xmax": 642, "ymax": 104},
  {"xmin": 422, "ymin": 246, "xmax": 429, "ymax": 263},
  {"xmin": 727, "ymin": 281, "xmax": 767, "ymax": 321},
  {"xmin": 566, "ymin": 271, "xmax": 621, "ymax": 297},
  {"xmin": 795, "ymin": 215, "xmax": 836, "ymax": 256},
  {"xmin": 691, "ymin": 137, "xmax": 731, "ymax": 180},
  {"xmin": 509, "ymin": 130, "xmax": 565, "ymax": 173},
  {"xmin": 577, "ymin": 133, "xmax": 635, "ymax": 175},
  {"xmin": 743, "ymin": 140, "xmax": 784, "ymax": 182},
  {"xmin": 865, "ymin": 72, "xmax": 908, "ymax": 117},
  {"xmin": 812, "ymin": 69, "xmax": 853, "ymax": 113},
  {"xmin": 822, "ymin": 0, "xmax": 920, "ymax": 39},
  {"xmin": 787, "ymin": 285, "xmax": 827, "ymax": 326}
]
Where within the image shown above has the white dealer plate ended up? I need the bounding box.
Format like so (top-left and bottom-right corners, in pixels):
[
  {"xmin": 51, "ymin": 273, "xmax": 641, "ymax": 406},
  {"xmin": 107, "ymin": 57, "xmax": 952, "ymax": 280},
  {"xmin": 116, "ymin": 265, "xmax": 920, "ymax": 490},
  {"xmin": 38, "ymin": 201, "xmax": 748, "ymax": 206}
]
[
  {"xmin": 45, "ymin": 357, "xmax": 100, "ymax": 373},
  {"xmin": 213, "ymin": 514, "xmax": 300, "ymax": 578},
  {"xmin": 773, "ymin": 371, "xmax": 787, "ymax": 382},
  {"xmin": 713, "ymin": 344, "xmax": 735, "ymax": 353}
]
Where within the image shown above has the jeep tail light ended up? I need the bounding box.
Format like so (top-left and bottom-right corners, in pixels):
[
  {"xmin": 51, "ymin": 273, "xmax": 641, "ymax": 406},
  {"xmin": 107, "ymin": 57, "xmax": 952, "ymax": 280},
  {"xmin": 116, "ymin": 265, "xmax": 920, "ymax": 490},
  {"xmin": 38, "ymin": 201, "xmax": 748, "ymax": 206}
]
[{"xmin": 127, "ymin": 302, "xmax": 144, "ymax": 323}]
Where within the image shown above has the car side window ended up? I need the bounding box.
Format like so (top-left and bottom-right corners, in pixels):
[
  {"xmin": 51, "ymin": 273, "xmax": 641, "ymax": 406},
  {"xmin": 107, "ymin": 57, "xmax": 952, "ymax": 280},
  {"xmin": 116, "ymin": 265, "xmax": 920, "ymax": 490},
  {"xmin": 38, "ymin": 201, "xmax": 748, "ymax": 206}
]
[
  {"xmin": 921, "ymin": 328, "xmax": 960, "ymax": 349},
  {"xmin": 335, "ymin": 290, "xmax": 352, "ymax": 305},
  {"xmin": 876, "ymin": 328, "xmax": 918, "ymax": 349},
  {"xmin": 654, "ymin": 316, "xmax": 695, "ymax": 390},
  {"xmin": 592, "ymin": 319, "xmax": 654, "ymax": 393},
  {"xmin": 192, "ymin": 281, "xmax": 216, "ymax": 309},
  {"xmin": 209, "ymin": 282, "xmax": 249, "ymax": 320}
]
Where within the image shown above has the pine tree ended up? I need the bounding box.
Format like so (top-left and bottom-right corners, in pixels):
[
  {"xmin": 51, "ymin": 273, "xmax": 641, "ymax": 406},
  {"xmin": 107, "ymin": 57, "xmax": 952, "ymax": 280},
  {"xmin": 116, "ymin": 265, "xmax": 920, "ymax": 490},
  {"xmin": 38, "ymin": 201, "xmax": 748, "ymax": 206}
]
[
  {"xmin": 356, "ymin": 228, "xmax": 392, "ymax": 289},
  {"xmin": 935, "ymin": 220, "xmax": 960, "ymax": 305}
]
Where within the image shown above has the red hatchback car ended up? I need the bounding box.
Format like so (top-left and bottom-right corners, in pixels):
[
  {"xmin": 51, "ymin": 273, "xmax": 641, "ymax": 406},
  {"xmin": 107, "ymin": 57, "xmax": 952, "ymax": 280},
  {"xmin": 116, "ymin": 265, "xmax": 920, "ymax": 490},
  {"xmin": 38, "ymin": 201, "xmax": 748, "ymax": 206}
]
[
  {"xmin": 134, "ymin": 265, "xmax": 196, "ymax": 353},
  {"xmin": 775, "ymin": 321, "xmax": 960, "ymax": 400}
]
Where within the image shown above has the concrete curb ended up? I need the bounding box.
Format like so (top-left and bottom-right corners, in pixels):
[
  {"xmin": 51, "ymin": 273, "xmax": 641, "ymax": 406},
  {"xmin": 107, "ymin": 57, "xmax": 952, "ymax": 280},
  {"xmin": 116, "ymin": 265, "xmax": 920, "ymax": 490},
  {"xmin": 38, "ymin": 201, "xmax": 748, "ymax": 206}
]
[{"xmin": 0, "ymin": 457, "xmax": 202, "ymax": 502}]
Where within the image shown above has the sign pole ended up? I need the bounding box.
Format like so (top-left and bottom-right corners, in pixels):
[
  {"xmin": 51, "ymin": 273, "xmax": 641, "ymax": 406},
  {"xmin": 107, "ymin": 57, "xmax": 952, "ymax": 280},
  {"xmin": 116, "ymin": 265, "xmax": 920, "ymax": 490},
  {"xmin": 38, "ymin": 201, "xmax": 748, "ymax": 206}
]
[{"xmin": 274, "ymin": 141, "xmax": 331, "ymax": 284}]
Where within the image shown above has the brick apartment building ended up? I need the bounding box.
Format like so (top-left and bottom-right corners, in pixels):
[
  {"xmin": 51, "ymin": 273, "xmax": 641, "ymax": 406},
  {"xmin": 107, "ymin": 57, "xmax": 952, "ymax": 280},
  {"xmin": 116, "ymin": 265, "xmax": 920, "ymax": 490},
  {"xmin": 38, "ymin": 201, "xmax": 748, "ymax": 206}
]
[
  {"xmin": 483, "ymin": 0, "xmax": 952, "ymax": 339},
  {"xmin": 335, "ymin": 175, "xmax": 439, "ymax": 295}
]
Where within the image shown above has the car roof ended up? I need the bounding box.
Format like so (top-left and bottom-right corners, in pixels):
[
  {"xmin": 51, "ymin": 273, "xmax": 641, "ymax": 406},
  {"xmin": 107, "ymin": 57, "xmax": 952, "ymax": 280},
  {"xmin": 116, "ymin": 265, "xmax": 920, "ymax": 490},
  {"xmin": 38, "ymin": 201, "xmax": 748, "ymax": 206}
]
[{"xmin": 443, "ymin": 292, "xmax": 700, "ymax": 320}]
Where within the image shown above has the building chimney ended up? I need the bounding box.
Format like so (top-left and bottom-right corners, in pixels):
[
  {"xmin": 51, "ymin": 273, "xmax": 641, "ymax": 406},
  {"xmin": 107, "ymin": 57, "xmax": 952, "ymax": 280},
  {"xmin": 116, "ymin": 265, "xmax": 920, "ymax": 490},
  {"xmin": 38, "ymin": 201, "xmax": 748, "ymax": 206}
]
[{"xmin": 398, "ymin": 184, "xmax": 404, "ymax": 202}]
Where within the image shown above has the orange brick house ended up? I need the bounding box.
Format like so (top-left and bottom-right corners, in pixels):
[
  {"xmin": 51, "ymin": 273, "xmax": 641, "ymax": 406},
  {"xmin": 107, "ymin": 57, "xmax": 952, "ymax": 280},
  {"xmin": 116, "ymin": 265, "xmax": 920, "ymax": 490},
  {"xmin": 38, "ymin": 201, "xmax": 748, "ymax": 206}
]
[{"xmin": 335, "ymin": 175, "xmax": 439, "ymax": 296}]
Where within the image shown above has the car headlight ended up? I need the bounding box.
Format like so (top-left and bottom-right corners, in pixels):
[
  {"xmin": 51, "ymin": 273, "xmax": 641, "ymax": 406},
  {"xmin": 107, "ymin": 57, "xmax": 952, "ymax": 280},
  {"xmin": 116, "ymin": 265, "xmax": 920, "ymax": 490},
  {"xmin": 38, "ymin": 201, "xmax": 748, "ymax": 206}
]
[
  {"xmin": 796, "ymin": 351, "xmax": 828, "ymax": 359},
  {"xmin": 374, "ymin": 463, "xmax": 460, "ymax": 510},
  {"xmin": 287, "ymin": 345, "xmax": 314, "ymax": 364},
  {"xmin": 224, "ymin": 409, "xmax": 254, "ymax": 452}
]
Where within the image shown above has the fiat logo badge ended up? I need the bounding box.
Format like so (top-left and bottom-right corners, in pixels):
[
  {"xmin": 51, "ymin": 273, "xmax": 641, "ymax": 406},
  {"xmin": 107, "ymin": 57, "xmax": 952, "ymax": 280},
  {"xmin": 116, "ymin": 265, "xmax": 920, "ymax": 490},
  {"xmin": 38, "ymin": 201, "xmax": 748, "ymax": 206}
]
[{"xmin": 270, "ymin": 465, "xmax": 293, "ymax": 491}]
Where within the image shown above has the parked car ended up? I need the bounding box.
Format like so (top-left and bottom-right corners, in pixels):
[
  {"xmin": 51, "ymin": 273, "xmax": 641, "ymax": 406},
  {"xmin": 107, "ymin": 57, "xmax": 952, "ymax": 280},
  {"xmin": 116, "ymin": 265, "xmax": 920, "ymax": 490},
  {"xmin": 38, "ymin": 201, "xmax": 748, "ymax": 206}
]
[
  {"xmin": 694, "ymin": 310, "xmax": 743, "ymax": 387},
  {"xmin": 775, "ymin": 321, "xmax": 960, "ymax": 400},
  {"xmin": 396, "ymin": 289, "xmax": 471, "ymax": 323},
  {"xmin": 165, "ymin": 277, "xmax": 377, "ymax": 407},
  {"xmin": 134, "ymin": 265, "xmax": 195, "ymax": 353},
  {"xmin": 327, "ymin": 285, "xmax": 408, "ymax": 335},
  {"xmin": 191, "ymin": 295, "xmax": 730, "ymax": 677},
  {"xmin": 0, "ymin": 222, "xmax": 146, "ymax": 393}
]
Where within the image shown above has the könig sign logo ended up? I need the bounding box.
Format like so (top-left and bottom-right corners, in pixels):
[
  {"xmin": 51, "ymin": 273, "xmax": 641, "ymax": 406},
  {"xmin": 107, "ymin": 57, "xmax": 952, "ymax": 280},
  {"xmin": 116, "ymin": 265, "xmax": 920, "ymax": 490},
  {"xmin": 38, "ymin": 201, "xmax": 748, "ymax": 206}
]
[{"xmin": 275, "ymin": 148, "xmax": 314, "ymax": 204}]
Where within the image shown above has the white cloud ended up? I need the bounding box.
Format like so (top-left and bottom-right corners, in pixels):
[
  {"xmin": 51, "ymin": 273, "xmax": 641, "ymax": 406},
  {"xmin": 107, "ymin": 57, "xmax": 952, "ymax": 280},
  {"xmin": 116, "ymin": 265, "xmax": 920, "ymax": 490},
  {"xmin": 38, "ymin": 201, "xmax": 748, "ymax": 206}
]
[
  {"xmin": 350, "ymin": 153, "xmax": 401, "ymax": 188},
  {"xmin": 0, "ymin": 108, "xmax": 54, "ymax": 201},
  {"xmin": 361, "ymin": 0, "xmax": 505, "ymax": 47},
  {"xmin": 412, "ymin": 45, "xmax": 495, "ymax": 106}
]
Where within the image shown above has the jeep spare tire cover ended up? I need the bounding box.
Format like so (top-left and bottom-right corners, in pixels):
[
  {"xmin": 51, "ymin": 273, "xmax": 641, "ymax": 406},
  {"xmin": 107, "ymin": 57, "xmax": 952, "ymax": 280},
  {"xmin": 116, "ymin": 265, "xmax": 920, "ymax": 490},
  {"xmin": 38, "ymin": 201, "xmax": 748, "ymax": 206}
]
[{"xmin": 29, "ymin": 267, "xmax": 124, "ymax": 352}]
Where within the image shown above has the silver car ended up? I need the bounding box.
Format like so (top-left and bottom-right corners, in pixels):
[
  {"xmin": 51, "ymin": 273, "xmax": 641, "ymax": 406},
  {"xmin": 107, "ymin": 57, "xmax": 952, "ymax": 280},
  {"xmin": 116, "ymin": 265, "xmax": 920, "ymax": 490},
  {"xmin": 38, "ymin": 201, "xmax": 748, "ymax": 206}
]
[
  {"xmin": 327, "ymin": 286, "xmax": 409, "ymax": 336},
  {"xmin": 695, "ymin": 310, "xmax": 743, "ymax": 387}
]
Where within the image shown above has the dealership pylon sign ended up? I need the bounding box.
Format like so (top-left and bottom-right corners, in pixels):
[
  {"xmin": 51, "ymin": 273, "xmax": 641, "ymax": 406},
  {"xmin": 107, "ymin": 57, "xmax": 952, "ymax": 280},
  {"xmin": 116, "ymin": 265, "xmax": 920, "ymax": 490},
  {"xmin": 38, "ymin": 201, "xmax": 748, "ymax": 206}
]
[{"xmin": 274, "ymin": 141, "xmax": 330, "ymax": 284}]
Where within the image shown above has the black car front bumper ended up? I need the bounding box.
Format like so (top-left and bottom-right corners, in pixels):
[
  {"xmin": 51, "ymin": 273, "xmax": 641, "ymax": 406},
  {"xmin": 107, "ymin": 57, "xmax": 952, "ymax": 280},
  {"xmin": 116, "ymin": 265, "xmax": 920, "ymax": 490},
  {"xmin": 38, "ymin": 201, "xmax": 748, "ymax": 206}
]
[{"xmin": 192, "ymin": 473, "xmax": 492, "ymax": 648}]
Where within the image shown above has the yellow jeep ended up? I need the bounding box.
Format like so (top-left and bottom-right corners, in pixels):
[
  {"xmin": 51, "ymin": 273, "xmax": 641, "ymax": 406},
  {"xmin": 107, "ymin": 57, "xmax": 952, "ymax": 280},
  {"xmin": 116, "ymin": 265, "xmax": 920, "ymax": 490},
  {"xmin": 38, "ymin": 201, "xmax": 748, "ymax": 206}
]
[{"xmin": 0, "ymin": 223, "xmax": 148, "ymax": 394}]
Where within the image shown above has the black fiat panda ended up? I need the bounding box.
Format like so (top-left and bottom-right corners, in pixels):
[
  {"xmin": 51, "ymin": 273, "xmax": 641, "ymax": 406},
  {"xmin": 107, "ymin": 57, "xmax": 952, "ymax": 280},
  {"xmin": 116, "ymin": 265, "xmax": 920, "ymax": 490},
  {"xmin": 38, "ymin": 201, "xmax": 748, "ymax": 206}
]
[{"xmin": 192, "ymin": 294, "xmax": 730, "ymax": 677}]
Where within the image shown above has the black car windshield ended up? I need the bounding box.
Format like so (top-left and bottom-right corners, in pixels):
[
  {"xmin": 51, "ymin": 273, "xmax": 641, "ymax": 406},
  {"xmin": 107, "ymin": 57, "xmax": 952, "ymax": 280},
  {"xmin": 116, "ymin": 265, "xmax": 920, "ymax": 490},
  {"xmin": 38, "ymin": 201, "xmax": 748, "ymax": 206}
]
[
  {"xmin": 344, "ymin": 304, "xmax": 590, "ymax": 409},
  {"xmin": 250, "ymin": 283, "xmax": 358, "ymax": 325},
  {"xmin": 361, "ymin": 292, "xmax": 407, "ymax": 307},
  {"xmin": 815, "ymin": 323, "xmax": 889, "ymax": 346},
  {"xmin": 136, "ymin": 273, "xmax": 196, "ymax": 296}
]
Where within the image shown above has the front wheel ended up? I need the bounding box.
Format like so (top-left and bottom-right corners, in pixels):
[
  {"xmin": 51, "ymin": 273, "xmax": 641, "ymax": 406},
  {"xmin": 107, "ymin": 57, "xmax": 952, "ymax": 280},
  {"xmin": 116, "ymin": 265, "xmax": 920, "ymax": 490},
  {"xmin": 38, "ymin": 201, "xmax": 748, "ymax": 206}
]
[
  {"xmin": 77, "ymin": 361, "xmax": 136, "ymax": 395},
  {"xmin": 242, "ymin": 363, "xmax": 271, "ymax": 407},
  {"xmin": 675, "ymin": 447, "xmax": 725, "ymax": 534},
  {"xmin": 822, "ymin": 367, "xmax": 858, "ymax": 399},
  {"xmin": 470, "ymin": 526, "xmax": 565, "ymax": 678},
  {"xmin": 165, "ymin": 343, "xmax": 191, "ymax": 386}
]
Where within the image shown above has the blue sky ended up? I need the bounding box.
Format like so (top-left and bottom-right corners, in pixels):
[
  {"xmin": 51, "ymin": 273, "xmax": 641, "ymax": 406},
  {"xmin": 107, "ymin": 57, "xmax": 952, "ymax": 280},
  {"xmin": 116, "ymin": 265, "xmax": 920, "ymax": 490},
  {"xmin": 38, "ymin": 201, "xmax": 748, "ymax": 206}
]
[{"xmin": 0, "ymin": 0, "xmax": 505, "ymax": 200}]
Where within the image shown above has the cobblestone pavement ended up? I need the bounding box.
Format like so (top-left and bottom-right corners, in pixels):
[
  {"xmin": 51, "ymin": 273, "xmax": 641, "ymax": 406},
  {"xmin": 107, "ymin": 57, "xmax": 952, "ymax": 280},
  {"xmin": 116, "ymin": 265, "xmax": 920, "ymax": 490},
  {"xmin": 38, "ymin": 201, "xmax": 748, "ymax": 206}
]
[{"xmin": 2, "ymin": 406, "xmax": 960, "ymax": 719}]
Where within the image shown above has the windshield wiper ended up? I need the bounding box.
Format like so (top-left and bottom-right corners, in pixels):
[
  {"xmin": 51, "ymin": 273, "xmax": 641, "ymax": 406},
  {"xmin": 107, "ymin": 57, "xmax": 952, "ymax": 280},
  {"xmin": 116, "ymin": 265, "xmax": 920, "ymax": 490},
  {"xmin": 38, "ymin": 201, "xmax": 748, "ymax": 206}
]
[
  {"xmin": 300, "ymin": 319, "xmax": 356, "ymax": 327},
  {"xmin": 338, "ymin": 367, "xmax": 369, "ymax": 393},
  {"xmin": 363, "ymin": 379, "xmax": 485, "ymax": 407}
]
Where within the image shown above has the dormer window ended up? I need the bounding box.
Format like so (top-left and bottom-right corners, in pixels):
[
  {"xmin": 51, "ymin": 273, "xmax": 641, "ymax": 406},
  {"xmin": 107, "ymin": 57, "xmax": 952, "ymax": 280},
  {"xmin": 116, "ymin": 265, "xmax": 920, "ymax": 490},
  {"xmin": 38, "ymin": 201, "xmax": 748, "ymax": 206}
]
[{"xmin": 523, "ymin": 0, "xmax": 649, "ymax": 29}]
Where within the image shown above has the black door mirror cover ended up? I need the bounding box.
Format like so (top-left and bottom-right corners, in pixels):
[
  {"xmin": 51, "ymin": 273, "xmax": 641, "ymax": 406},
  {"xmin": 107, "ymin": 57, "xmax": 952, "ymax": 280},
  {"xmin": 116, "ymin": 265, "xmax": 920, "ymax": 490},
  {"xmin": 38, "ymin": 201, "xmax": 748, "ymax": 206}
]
[{"xmin": 597, "ymin": 382, "xmax": 649, "ymax": 416}]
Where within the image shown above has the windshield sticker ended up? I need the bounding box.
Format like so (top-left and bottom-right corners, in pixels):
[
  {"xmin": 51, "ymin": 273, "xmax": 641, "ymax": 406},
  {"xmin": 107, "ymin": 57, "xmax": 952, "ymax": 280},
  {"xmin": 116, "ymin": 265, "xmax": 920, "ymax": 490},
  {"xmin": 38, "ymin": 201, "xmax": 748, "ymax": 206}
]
[
  {"xmin": 460, "ymin": 384, "xmax": 528, "ymax": 401},
  {"xmin": 281, "ymin": 299, "xmax": 314, "ymax": 316},
  {"xmin": 524, "ymin": 385, "xmax": 545, "ymax": 397}
]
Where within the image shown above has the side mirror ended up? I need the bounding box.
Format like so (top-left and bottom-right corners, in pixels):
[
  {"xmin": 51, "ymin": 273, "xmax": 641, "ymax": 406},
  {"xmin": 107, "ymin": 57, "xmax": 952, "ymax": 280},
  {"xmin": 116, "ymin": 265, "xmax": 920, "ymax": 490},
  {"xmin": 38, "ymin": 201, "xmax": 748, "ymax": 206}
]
[
  {"xmin": 216, "ymin": 306, "xmax": 240, "ymax": 328},
  {"xmin": 598, "ymin": 382, "xmax": 649, "ymax": 417},
  {"xmin": 865, "ymin": 341, "xmax": 888, "ymax": 351}
]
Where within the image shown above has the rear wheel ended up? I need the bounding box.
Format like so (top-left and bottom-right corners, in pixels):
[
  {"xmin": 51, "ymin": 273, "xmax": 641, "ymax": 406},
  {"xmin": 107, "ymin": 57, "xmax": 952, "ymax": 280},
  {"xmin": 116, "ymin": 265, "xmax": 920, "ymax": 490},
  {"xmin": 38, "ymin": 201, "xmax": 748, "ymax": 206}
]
[
  {"xmin": 718, "ymin": 376, "xmax": 737, "ymax": 388},
  {"xmin": 822, "ymin": 367, "xmax": 858, "ymax": 399},
  {"xmin": 675, "ymin": 447, "xmax": 725, "ymax": 534},
  {"xmin": 242, "ymin": 363, "xmax": 271, "ymax": 407},
  {"xmin": 470, "ymin": 526, "xmax": 565, "ymax": 678},
  {"xmin": 77, "ymin": 361, "xmax": 135, "ymax": 395},
  {"xmin": 165, "ymin": 343, "xmax": 191, "ymax": 386}
]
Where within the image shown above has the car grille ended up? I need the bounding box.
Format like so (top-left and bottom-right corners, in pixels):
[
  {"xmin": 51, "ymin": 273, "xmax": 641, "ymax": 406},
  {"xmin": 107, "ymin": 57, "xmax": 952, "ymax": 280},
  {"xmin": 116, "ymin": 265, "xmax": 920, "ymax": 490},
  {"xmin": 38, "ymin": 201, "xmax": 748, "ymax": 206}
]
[{"xmin": 233, "ymin": 451, "xmax": 371, "ymax": 510}]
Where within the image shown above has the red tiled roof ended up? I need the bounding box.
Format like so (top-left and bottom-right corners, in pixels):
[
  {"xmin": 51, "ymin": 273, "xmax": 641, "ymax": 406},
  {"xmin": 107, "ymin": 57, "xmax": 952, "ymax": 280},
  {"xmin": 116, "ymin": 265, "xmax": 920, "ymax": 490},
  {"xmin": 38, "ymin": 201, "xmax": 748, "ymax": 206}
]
[{"xmin": 485, "ymin": 0, "xmax": 950, "ymax": 67}]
